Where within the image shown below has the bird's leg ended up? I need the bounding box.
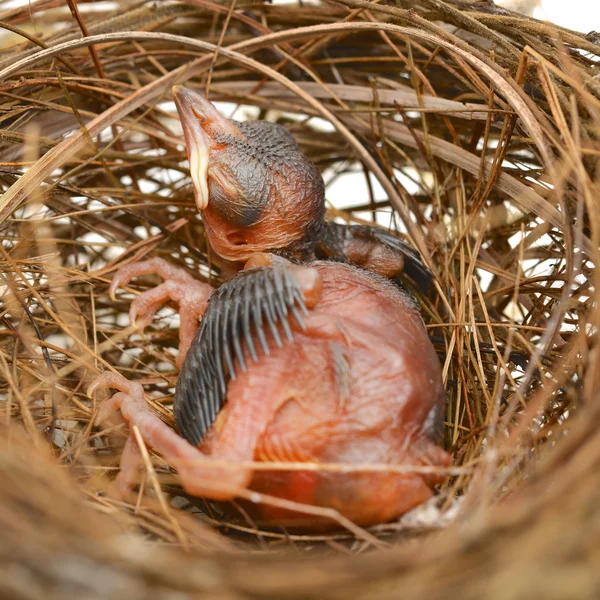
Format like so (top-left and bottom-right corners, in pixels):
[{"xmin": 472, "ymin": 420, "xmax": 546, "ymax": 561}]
[
  {"xmin": 91, "ymin": 372, "xmax": 379, "ymax": 541},
  {"xmin": 95, "ymin": 254, "xmax": 327, "ymax": 502},
  {"xmin": 91, "ymin": 372, "xmax": 242, "ymax": 500},
  {"xmin": 90, "ymin": 371, "xmax": 280, "ymax": 501},
  {"xmin": 110, "ymin": 257, "xmax": 214, "ymax": 367}
]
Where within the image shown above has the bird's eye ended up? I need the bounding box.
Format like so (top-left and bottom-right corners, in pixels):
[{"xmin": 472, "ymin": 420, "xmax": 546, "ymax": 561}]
[{"xmin": 208, "ymin": 168, "xmax": 263, "ymax": 228}]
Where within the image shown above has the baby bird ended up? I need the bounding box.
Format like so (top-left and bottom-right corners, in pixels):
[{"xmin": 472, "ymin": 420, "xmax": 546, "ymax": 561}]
[{"xmin": 89, "ymin": 86, "xmax": 449, "ymax": 529}]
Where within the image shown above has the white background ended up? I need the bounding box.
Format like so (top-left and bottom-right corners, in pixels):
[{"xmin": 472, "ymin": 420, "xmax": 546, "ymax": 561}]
[{"xmin": 498, "ymin": 0, "xmax": 599, "ymax": 32}]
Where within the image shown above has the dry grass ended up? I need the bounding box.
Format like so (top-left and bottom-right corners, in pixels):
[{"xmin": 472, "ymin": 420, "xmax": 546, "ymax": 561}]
[{"xmin": 0, "ymin": 0, "xmax": 599, "ymax": 597}]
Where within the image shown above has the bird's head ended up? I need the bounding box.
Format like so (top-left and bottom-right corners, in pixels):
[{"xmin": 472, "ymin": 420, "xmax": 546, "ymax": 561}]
[{"xmin": 173, "ymin": 85, "xmax": 325, "ymax": 263}]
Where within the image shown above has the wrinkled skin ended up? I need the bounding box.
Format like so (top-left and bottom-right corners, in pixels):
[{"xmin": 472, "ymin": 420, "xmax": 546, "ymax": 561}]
[
  {"xmin": 90, "ymin": 87, "xmax": 450, "ymax": 530},
  {"xmin": 93, "ymin": 259, "xmax": 449, "ymax": 528},
  {"xmin": 174, "ymin": 86, "xmax": 325, "ymax": 263}
]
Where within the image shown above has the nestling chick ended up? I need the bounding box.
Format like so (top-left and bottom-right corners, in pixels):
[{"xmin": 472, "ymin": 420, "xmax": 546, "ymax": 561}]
[{"xmin": 89, "ymin": 86, "xmax": 449, "ymax": 529}]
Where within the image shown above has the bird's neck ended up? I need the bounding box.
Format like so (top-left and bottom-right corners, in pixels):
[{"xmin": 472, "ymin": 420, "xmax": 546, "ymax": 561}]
[{"xmin": 271, "ymin": 218, "xmax": 328, "ymax": 263}]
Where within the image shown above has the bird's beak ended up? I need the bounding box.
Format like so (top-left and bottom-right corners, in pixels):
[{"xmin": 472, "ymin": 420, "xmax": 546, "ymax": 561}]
[
  {"xmin": 172, "ymin": 85, "xmax": 242, "ymax": 211},
  {"xmin": 173, "ymin": 85, "xmax": 210, "ymax": 210}
]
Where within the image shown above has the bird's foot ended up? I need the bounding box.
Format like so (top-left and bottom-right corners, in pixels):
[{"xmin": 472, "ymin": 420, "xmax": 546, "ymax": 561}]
[
  {"xmin": 90, "ymin": 372, "xmax": 157, "ymax": 499},
  {"xmin": 110, "ymin": 257, "xmax": 214, "ymax": 367}
]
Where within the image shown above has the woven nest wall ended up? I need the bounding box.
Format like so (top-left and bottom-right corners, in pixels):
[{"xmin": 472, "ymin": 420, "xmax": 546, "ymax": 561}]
[{"xmin": 0, "ymin": 1, "xmax": 599, "ymax": 598}]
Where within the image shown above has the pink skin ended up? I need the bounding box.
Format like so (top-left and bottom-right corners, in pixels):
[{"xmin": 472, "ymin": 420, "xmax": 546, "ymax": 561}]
[
  {"xmin": 92, "ymin": 259, "xmax": 449, "ymax": 527},
  {"xmin": 91, "ymin": 86, "xmax": 448, "ymax": 528}
]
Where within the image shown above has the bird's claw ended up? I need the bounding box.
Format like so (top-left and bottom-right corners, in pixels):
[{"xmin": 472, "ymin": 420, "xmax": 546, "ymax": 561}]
[
  {"xmin": 107, "ymin": 257, "xmax": 214, "ymax": 366},
  {"xmin": 128, "ymin": 300, "xmax": 155, "ymax": 334},
  {"xmin": 89, "ymin": 371, "xmax": 164, "ymax": 499},
  {"xmin": 88, "ymin": 371, "xmax": 146, "ymax": 426}
]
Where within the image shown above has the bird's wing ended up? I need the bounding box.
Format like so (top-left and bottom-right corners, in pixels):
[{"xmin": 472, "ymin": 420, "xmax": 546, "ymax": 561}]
[{"xmin": 174, "ymin": 265, "xmax": 308, "ymax": 446}]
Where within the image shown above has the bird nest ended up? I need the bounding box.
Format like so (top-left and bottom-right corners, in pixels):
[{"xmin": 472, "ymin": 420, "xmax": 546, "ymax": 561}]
[{"xmin": 1, "ymin": 0, "xmax": 599, "ymax": 598}]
